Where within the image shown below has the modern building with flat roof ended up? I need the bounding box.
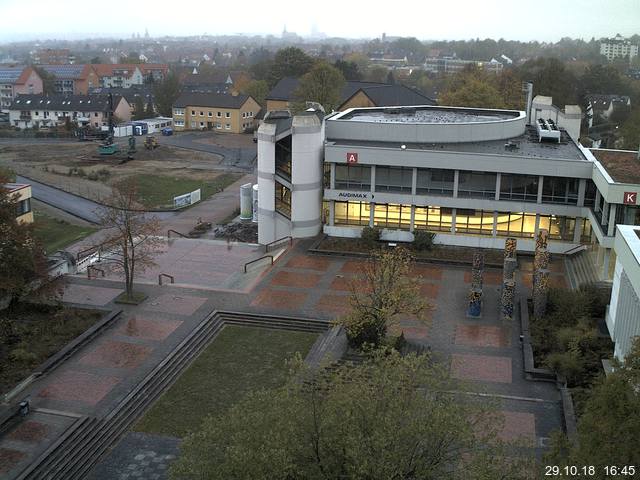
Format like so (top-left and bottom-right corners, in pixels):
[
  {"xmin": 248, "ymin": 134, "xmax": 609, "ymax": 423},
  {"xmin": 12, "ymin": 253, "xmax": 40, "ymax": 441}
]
[{"xmin": 257, "ymin": 104, "xmax": 640, "ymax": 281}]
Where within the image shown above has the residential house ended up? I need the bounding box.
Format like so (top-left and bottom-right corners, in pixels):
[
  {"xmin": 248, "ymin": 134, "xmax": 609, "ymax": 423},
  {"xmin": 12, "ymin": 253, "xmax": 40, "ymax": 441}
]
[
  {"xmin": 172, "ymin": 92, "xmax": 260, "ymax": 133},
  {"xmin": 0, "ymin": 66, "xmax": 43, "ymax": 111},
  {"xmin": 9, "ymin": 94, "xmax": 131, "ymax": 129},
  {"xmin": 585, "ymin": 94, "xmax": 631, "ymax": 128},
  {"xmin": 4, "ymin": 183, "xmax": 33, "ymax": 224},
  {"xmin": 33, "ymin": 48, "xmax": 75, "ymax": 64},
  {"xmin": 600, "ymin": 34, "xmax": 638, "ymax": 62},
  {"xmin": 138, "ymin": 64, "xmax": 168, "ymax": 83},
  {"xmin": 38, "ymin": 64, "xmax": 99, "ymax": 94},
  {"xmin": 92, "ymin": 64, "xmax": 144, "ymax": 88},
  {"xmin": 89, "ymin": 86, "xmax": 155, "ymax": 117},
  {"xmin": 264, "ymin": 77, "xmax": 435, "ymax": 113}
]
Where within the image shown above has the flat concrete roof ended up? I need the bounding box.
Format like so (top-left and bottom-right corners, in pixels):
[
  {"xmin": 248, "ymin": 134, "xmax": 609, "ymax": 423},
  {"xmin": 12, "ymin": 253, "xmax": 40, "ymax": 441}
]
[
  {"xmin": 329, "ymin": 127, "xmax": 588, "ymax": 162},
  {"xmin": 334, "ymin": 105, "xmax": 519, "ymax": 124},
  {"xmin": 3, "ymin": 183, "xmax": 29, "ymax": 192},
  {"xmin": 590, "ymin": 149, "xmax": 640, "ymax": 184}
]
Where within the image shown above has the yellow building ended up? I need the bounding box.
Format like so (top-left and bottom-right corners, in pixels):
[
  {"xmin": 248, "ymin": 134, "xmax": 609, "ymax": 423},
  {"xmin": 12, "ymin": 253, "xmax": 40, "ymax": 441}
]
[
  {"xmin": 5, "ymin": 183, "xmax": 33, "ymax": 224},
  {"xmin": 172, "ymin": 92, "xmax": 260, "ymax": 133}
]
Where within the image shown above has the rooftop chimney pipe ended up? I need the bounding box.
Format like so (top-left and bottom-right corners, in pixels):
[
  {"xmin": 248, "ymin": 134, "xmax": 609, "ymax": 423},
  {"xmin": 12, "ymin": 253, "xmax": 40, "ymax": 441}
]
[{"xmin": 523, "ymin": 82, "xmax": 534, "ymax": 125}]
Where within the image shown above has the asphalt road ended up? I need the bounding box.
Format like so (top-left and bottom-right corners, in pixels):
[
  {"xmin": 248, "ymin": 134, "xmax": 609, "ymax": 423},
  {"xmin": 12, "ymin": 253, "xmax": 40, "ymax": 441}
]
[
  {"xmin": 157, "ymin": 132, "xmax": 256, "ymax": 170},
  {"xmin": 18, "ymin": 175, "xmax": 176, "ymax": 224}
]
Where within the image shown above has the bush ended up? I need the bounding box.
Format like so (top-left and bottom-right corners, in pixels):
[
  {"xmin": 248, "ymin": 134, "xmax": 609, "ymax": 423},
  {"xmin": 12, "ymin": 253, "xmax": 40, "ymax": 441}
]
[
  {"xmin": 413, "ymin": 230, "xmax": 435, "ymax": 251},
  {"xmin": 9, "ymin": 348, "xmax": 38, "ymax": 364},
  {"xmin": 360, "ymin": 226, "xmax": 381, "ymax": 248}
]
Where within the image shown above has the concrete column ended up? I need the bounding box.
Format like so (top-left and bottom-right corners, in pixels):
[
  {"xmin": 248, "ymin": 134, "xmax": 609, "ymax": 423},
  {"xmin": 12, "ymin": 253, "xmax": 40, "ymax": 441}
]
[
  {"xmin": 595, "ymin": 189, "xmax": 601, "ymax": 211},
  {"xmin": 495, "ymin": 173, "xmax": 501, "ymax": 201},
  {"xmin": 369, "ymin": 202, "xmax": 374, "ymax": 227},
  {"xmin": 608, "ymin": 204, "xmax": 617, "ymax": 237},
  {"xmin": 453, "ymin": 170, "xmax": 459, "ymax": 198},
  {"xmin": 574, "ymin": 217, "xmax": 583, "ymax": 243},
  {"xmin": 492, "ymin": 211, "xmax": 498, "ymax": 237},
  {"xmin": 450, "ymin": 208, "xmax": 456, "ymax": 234},
  {"xmin": 329, "ymin": 200, "xmax": 335, "ymax": 226},
  {"xmin": 537, "ymin": 175, "xmax": 544, "ymax": 203},
  {"xmin": 577, "ymin": 179, "xmax": 586, "ymax": 207},
  {"xmin": 370, "ymin": 165, "xmax": 376, "ymax": 193},
  {"xmin": 410, "ymin": 205, "xmax": 415, "ymax": 232},
  {"xmin": 330, "ymin": 163, "xmax": 335, "ymax": 190},
  {"xmin": 602, "ymin": 248, "xmax": 611, "ymax": 280},
  {"xmin": 534, "ymin": 214, "xmax": 541, "ymax": 236},
  {"xmin": 602, "ymin": 201, "xmax": 609, "ymax": 226},
  {"xmin": 411, "ymin": 167, "xmax": 417, "ymax": 196}
]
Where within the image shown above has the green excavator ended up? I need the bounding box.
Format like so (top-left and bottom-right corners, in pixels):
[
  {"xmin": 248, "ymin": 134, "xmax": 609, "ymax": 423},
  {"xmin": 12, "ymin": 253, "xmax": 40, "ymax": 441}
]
[{"xmin": 98, "ymin": 93, "xmax": 136, "ymax": 160}]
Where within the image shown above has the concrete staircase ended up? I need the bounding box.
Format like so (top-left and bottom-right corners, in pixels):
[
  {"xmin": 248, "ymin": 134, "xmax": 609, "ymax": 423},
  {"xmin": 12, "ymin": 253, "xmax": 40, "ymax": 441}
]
[{"xmin": 564, "ymin": 250, "xmax": 601, "ymax": 290}]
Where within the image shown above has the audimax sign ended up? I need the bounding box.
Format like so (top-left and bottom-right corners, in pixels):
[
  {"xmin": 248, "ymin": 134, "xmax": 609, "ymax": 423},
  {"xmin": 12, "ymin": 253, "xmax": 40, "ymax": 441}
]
[{"xmin": 337, "ymin": 192, "xmax": 370, "ymax": 200}]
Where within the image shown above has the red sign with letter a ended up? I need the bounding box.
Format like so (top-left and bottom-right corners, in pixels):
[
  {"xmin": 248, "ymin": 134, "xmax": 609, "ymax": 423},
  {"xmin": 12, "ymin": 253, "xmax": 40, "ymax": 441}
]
[
  {"xmin": 623, "ymin": 191, "xmax": 637, "ymax": 205},
  {"xmin": 346, "ymin": 152, "xmax": 358, "ymax": 164}
]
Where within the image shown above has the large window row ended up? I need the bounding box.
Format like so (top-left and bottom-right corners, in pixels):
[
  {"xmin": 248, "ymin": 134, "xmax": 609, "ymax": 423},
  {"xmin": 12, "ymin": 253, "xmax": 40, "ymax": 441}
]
[
  {"xmin": 275, "ymin": 182, "xmax": 291, "ymax": 218},
  {"xmin": 335, "ymin": 165, "xmax": 370, "ymax": 190}
]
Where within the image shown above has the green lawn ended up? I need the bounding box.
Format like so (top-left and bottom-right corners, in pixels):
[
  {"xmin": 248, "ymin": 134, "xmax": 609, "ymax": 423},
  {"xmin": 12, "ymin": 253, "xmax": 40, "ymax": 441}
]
[
  {"xmin": 134, "ymin": 325, "xmax": 318, "ymax": 438},
  {"xmin": 33, "ymin": 211, "xmax": 97, "ymax": 254},
  {"xmin": 129, "ymin": 173, "xmax": 242, "ymax": 209}
]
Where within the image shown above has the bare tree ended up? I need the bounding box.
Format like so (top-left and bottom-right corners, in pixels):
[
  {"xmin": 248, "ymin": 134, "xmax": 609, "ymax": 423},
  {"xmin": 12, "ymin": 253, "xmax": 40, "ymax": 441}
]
[{"xmin": 95, "ymin": 179, "xmax": 162, "ymax": 300}]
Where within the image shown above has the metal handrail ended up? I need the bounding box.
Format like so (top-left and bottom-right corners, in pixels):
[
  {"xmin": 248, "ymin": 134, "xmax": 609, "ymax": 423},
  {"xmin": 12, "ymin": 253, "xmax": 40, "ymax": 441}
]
[
  {"xmin": 87, "ymin": 266, "xmax": 105, "ymax": 279},
  {"xmin": 264, "ymin": 236, "xmax": 293, "ymax": 253},
  {"xmin": 563, "ymin": 244, "xmax": 585, "ymax": 256},
  {"xmin": 167, "ymin": 229, "xmax": 187, "ymax": 238},
  {"xmin": 244, "ymin": 255, "xmax": 274, "ymax": 273},
  {"xmin": 158, "ymin": 273, "xmax": 175, "ymax": 285},
  {"xmin": 77, "ymin": 244, "xmax": 100, "ymax": 262}
]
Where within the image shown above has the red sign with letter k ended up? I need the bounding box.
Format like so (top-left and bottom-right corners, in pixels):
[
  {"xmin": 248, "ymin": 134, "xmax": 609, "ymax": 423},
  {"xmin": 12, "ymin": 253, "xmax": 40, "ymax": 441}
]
[{"xmin": 623, "ymin": 191, "xmax": 637, "ymax": 205}]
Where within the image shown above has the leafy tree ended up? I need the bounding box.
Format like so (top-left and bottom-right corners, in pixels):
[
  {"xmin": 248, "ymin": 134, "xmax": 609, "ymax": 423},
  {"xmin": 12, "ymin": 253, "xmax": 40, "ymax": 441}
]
[
  {"xmin": 516, "ymin": 57, "xmax": 579, "ymax": 107},
  {"xmin": 440, "ymin": 73, "xmax": 506, "ymax": 109},
  {"xmin": 0, "ymin": 175, "xmax": 50, "ymax": 309},
  {"xmin": 619, "ymin": 106, "xmax": 640, "ymax": 150},
  {"xmin": 268, "ymin": 47, "xmax": 315, "ymax": 86},
  {"xmin": 93, "ymin": 179, "xmax": 162, "ymax": 299},
  {"xmin": 294, "ymin": 61, "xmax": 345, "ymax": 113},
  {"xmin": 334, "ymin": 59, "xmax": 361, "ymax": 81},
  {"xmin": 336, "ymin": 247, "xmax": 428, "ymax": 348},
  {"xmin": 243, "ymin": 79, "xmax": 269, "ymax": 107},
  {"xmin": 33, "ymin": 66, "xmax": 56, "ymax": 95},
  {"xmin": 386, "ymin": 70, "xmax": 396, "ymax": 85},
  {"xmin": 365, "ymin": 65, "xmax": 388, "ymax": 83},
  {"xmin": 413, "ymin": 230, "xmax": 435, "ymax": 251},
  {"xmin": 249, "ymin": 59, "xmax": 274, "ymax": 82},
  {"xmin": 144, "ymin": 100, "xmax": 155, "ymax": 118},
  {"xmin": 90, "ymin": 56, "xmax": 103, "ymax": 64},
  {"xmin": 153, "ymin": 72, "xmax": 181, "ymax": 117},
  {"xmin": 171, "ymin": 350, "xmax": 534, "ymax": 480},
  {"xmin": 579, "ymin": 64, "xmax": 629, "ymax": 97},
  {"xmin": 344, "ymin": 52, "xmax": 371, "ymax": 74},
  {"xmin": 546, "ymin": 337, "xmax": 640, "ymax": 477},
  {"xmin": 132, "ymin": 96, "xmax": 146, "ymax": 120}
]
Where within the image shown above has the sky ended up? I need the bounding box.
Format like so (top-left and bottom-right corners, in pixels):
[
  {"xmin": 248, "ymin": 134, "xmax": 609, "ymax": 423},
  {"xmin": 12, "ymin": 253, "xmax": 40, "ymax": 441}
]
[{"xmin": 0, "ymin": 0, "xmax": 638, "ymax": 43}]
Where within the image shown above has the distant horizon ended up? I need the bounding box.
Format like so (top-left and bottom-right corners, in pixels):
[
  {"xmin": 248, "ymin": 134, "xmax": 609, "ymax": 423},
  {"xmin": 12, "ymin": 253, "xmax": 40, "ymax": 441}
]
[{"xmin": 1, "ymin": 0, "xmax": 639, "ymax": 45}]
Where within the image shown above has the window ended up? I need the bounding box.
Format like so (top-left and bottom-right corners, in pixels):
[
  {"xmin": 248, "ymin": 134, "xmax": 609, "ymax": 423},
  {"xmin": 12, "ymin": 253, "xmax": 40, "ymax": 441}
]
[
  {"xmin": 416, "ymin": 168, "xmax": 454, "ymax": 196},
  {"xmin": 174, "ymin": 120, "xmax": 184, "ymax": 126},
  {"xmin": 191, "ymin": 121, "xmax": 196, "ymax": 128},
  {"xmin": 199, "ymin": 122, "xmax": 204, "ymax": 128},
  {"xmin": 225, "ymin": 112, "xmax": 230, "ymax": 118},
  {"xmin": 174, "ymin": 109, "xmax": 184, "ymax": 116},
  {"xmin": 584, "ymin": 180, "xmax": 597, "ymax": 207},
  {"xmin": 375, "ymin": 166, "xmax": 412, "ymax": 193},
  {"xmin": 414, "ymin": 206, "xmax": 453, "ymax": 232},
  {"xmin": 208, "ymin": 111, "xmax": 213, "ymax": 117},
  {"xmin": 496, "ymin": 212, "xmax": 537, "ymax": 238},
  {"xmin": 324, "ymin": 163, "xmax": 331, "ymax": 188},
  {"xmin": 455, "ymin": 210, "xmax": 495, "ymax": 234},
  {"xmin": 542, "ymin": 177, "xmax": 579, "ymax": 205},
  {"xmin": 275, "ymin": 182, "xmax": 291, "ymax": 218},
  {"xmin": 217, "ymin": 111, "xmax": 221, "ymax": 117},
  {"xmin": 335, "ymin": 165, "xmax": 371, "ymax": 190},
  {"xmin": 275, "ymin": 136, "xmax": 292, "ymax": 180},
  {"xmin": 500, "ymin": 174, "xmax": 538, "ymax": 202},
  {"xmin": 225, "ymin": 124, "xmax": 231, "ymax": 130},
  {"xmin": 242, "ymin": 112, "xmax": 246, "ymax": 118},
  {"xmin": 199, "ymin": 111, "xmax": 204, "ymax": 116},
  {"xmin": 335, "ymin": 201, "xmax": 371, "ymax": 226},
  {"xmin": 539, "ymin": 215, "xmax": 576, "ymax": 241},
  {"xmin": 16, "ymin": 198, "xmax": 31, "ymax": 216},
  {"xmin": 457, "ymin": 171, "xmax": 496, "ymax": 199},
  {"xmin": 94, "ymin": 112, "xmax": 99, "ymax": 117},
  {"xmin": 373, "ymin": 203, "xmax": 411, "ymax": 230},
  {"xmin": 191, "ymin": 110, "xmax": 195, "ymax": 115},
  {"xmin": 216, "ymin": 123, "xmax": 221, "ymax": 129},
  {"xmin": 580, "ymin": 218, "xmax": 593, "ymax": 243}
]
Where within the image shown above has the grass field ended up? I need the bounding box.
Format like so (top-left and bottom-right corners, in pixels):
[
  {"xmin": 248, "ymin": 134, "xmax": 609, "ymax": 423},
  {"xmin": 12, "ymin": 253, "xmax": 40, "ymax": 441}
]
[
  {"xmin": 130, "ymin": 173, "xmax": 242, "ymax": 209},
  {"xmin": 33, "ymin": 211, "xmax": 97, "ymax": 254},
  {"xmin": 133, "ymin": 325, "xmax": 318, "ymax": 438}
]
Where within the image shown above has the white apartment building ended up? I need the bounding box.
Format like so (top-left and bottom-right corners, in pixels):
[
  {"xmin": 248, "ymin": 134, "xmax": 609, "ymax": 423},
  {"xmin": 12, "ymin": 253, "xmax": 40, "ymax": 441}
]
[{"xmin": 600, "ymin": 34, "xmax": 639, "ymax": 61}]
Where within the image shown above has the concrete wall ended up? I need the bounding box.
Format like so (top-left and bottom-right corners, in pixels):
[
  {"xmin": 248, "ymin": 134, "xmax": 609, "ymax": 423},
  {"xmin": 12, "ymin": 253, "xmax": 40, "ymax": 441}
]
[
  {"xmin": 531, "ymin": 96, "xmax": 581, "ymax": 142},
  {"xmin": 257, "ymin": 122, "xmax": 277, "ymax": 244}
]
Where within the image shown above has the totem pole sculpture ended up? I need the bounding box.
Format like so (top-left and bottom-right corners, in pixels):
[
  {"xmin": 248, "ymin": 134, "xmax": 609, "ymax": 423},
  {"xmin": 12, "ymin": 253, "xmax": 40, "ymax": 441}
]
[
  {"xmin": 533, "ymin": 229, "xmax": 550, "ymax": 318},
  {"xmin": 501, "ymin": 237, "xmax": 517, "ymax": 321},
  {"xmin": 467, "ymin": 250, "xmax": 485, "ymax": 317}
]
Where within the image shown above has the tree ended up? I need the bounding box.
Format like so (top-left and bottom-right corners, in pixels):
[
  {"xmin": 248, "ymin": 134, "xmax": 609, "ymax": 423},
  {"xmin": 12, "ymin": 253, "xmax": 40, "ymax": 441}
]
[
  {"xmin": 0, "ymin": 176, "xmax": 50, "ymax": 309},
  {"xmin": 132, "ymin": 96, "xmax": 146, "ymax": 120},
  {"xmin": 440, "ymin": 74, "xmax": 506, "ymax": 109},
  {"xmin": 579, "ymin": 64, "xmax": 629, "ymax": 97},
  {"xmin": 365, "ymin": 65, "xmax": 389, "ymax": 83},
  {"xmin": 294, "ymin": 61, "xmax": 345, "ymax": 113},
  {"xmin": 269, "ymin": 47, "xmax": 315, "ymax": 86},
  {"xmin": 386, "ymin": 70, "xmax": 396, "ymax": 85},
  {"xmin": 516, "ymin": 57, "xmax": 578, "ymax": 107},
  {"xmin": 153, "ymin": 72, "xmax": 181, "ymax": 117},
  {"xmin": 334, "ymin": 59, "xmax": 361, "ymax": 81},
  {"xmin": 171, "ymin": 350, "xmax": 534, "ymax": 480},
  {"xmin": 93, "ymin": 179, "xmax": 162, "ymax": 300},
  {"xmin": 243, "ymin": 79, "xmax": 269, "ymax": 107},
  {"xmin": 33, "ymin": 66, "xmax": 56, "ymax": 95},
  {"xmin": 336, "ymin": 247, "xmax": 428, "ymax": 348},
  {"xmin": 619, "ymin": 106, "xmax": 640, "ymax": 150},
  {"xmin": 546, "ymin": 337, "xmax": 640, "ymax": 477},
  {"xmin": 144, "ymin": 100, "xmax": 155, "ymax": 118}
]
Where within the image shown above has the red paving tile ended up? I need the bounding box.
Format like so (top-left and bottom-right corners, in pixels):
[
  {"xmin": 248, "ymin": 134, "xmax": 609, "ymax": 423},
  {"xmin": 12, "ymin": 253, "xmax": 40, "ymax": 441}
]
[
  {"xmin": 455, "ymin": 325, "xmax": 510, "ymax": 348},
  {"xmin": 250, "ymin": 288, "xmax": 307, "ymax": 310},
  {"xmin": 314, "ymin": 294, "xmax": 352, "ymax": 317},
  {"xmin": 80, "ymin": 341, "xmax": 153, "ymax": 369},
  {"xmin": 520, "ymin": 273, "xmax": 567, "ymax": 290},
  {"xmin": 450, "ymin": 353, "xmax": 512, "ymax": 383},
  {"xmin": 411, "ymin": 264, "xmax": 444, "ymax": 280},
  {"xmin": 401, "ymin": 326, "xmax": 429, "ymax": 340},
  {"xmin": 143, "ymin": 294, "xmax": 208, "ymax": 316},
  {"xmin": 285, "ymin": 255, "xmax": 330, "ymax": 271},
  {"xmin": 6, "ymin": 421, "xmax": 48, "ymax": 443},
  {"xmin": 340, "ymin": 260, "xmax": 367, "ymax": 274},
  {"xmin": 420, "ymin": 282, "xmax": 440, "ymax": 299},
  {"xmin": 117, "ymin": 316, "xmax": 183, "ymax": 341},
  {"xmin": 463, "ymin": 270, "xmax": 503, "ymax": 285},
  {"xmin": 0, "ymin": 448, "xmax": 25, "ymax": 474},
  {"xmin": 329, "ymin": 276, "xmax": 354, "ymax": 292},
  {"xmin": 498, "ymin": 411, "xmax": 536, "ymax": 446},
  {"xmin": 271, "ymin": 271, "xmax": 322, "ymax": 288},
  {"xmin": 38, "ymin": 371, "xmax": 120, "ymax": 405}
]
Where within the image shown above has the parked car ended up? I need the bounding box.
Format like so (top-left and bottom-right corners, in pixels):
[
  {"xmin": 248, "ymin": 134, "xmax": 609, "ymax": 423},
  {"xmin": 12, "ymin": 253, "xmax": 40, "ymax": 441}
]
[{"xmin": 161, "ymin": 127, "xmax": 173, "ymax": 136}]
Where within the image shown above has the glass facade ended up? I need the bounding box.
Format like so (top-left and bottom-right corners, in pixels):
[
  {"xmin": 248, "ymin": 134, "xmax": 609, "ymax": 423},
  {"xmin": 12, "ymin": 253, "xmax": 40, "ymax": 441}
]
[
  {"xmin": 539, "ymin": 215, "xmax": 575, "ymax": 241},
  {"xmin": 275, "ymin": 136, "xmax": 292, "ymax": 180},
  {"xmin": 335, "ymin": 165, "xmax": 371, "ymax": 190},
  {"xmin": 457, "ymin": 171, "xmax": 496, "ymax": 199},
  {"xmin": 542, "ymin": 177, "xmax": 579, "ymax": 205},
  {"xmin": 455, "ymin": 209, "xmax": 495, "ymax": 234},
  {"xmin": 335, "ymin": 201, "xmax": 370, "ymax": 226},
  {"xmin": 580, "ymin": 218, "xmax": 592, "ymax": 243},
  {"xmin": 375, "ymin": 166, "xmax": 413, "ymax": 193},
  {"xmin": 584, "ymin": 180, "xmax": 597, "ymax": 207},
  {"xmin": 500, "ymin": 174, "xmax": 539, "ymax": 202},
  {"xmin": 495, "ymin": 212, "xmax": 537, "ymax": 238},
  {"xmin": 373, "ymin": 203, "xmax": 412, "ymax": 229},
  {"xmin": 413, "ymin": 206, "xmax": 454, "ymax": 232},
  {"xmin": 416, "ymin": 168, "xmax": 454, "ymax": 196},
  {"xmin": 275, "ymin": 182, "xmax": 291, "ymax": 218}
]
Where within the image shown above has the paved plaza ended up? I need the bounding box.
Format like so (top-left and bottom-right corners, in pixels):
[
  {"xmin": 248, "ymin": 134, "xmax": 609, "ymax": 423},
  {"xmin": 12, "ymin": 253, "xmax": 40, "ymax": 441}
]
[{"xmin": 0, "ymin": 239, "xmax": 568, "ymax": 478}]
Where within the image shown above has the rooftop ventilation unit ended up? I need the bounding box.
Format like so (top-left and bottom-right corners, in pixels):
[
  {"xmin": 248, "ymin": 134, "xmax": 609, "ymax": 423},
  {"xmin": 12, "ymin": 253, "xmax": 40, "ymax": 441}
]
[{"xmin": 536, "ymin": 118, "xmax": 561, "ymax": 143}]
